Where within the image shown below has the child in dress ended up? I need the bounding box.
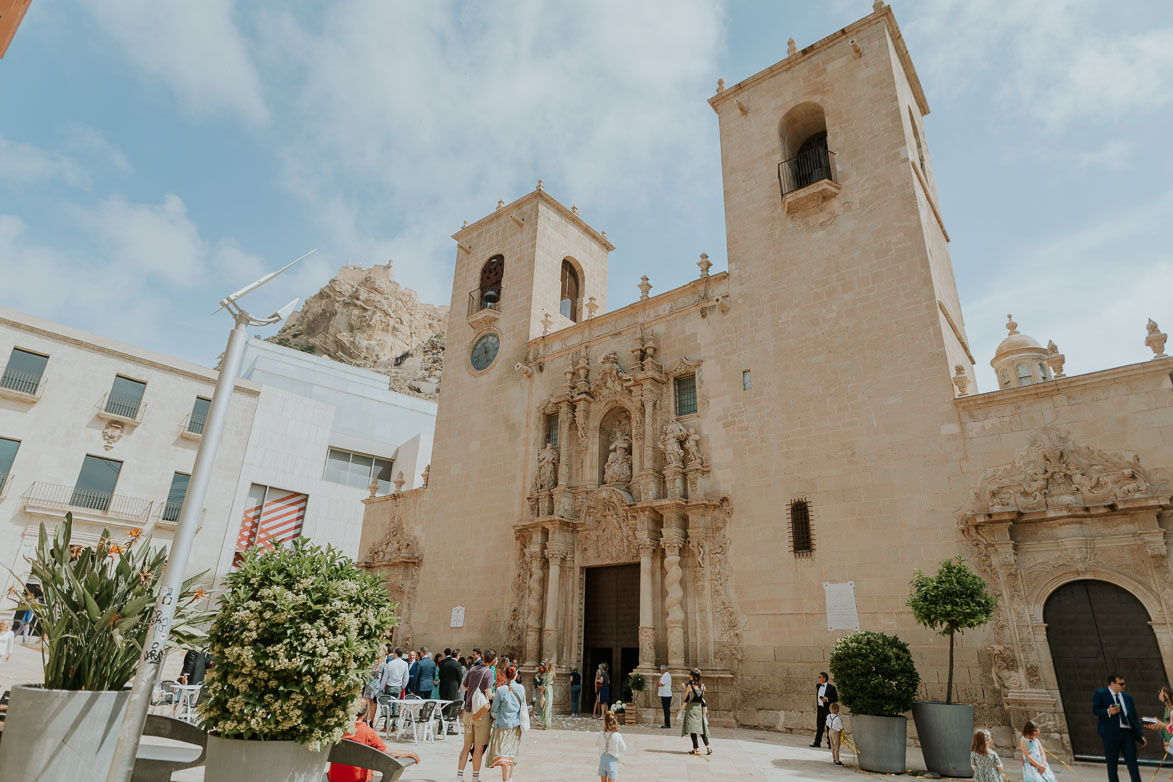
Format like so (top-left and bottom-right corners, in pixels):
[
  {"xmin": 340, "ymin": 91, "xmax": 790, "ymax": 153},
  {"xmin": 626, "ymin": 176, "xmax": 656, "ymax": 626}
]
[
  {"xmin": 597, "ymin": 710, "xmax": 627, "ymax": 782},
  {"xmin": 825, "ymin": 702, "xmax": 845, "ymax": 765},
  {"xmin": 969, "ymin": 728, "xmax": 1003, "ymax": 782},
  {"xmin": 1020, "ymin": 720, "xmax": 1058, "ymax": 782}
]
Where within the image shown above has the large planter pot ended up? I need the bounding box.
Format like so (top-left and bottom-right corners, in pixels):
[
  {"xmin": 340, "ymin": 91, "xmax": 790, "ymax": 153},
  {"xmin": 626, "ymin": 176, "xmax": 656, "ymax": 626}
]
[
  {"xmin": 0, "ymin": 684, "xmax": 129, "ymax": 781},
  {"xmin": 912, "ymin": 701, "xmax": 975, "ymax": 778},
  {"xmin": 853, "ymin": 714, "xmax": 908, "ymax": 774},
  {"xmin": 205, "ymin": 735, "xmax": 331, "ymax": 782}
]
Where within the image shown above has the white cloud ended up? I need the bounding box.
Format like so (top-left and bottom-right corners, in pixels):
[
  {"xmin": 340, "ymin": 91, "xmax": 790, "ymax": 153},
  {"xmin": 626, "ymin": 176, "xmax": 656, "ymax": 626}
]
[
  {"xmin": 81, "ymin": 194, "xmax": 207, "ymax": 286},
  {"xmin": 81, "ymin": 0, "xmax": 267, "ymax": 125},
  {"xmin": 66, "ymin": 126, "xmax": 132, "ymax": 174},
  {"xmin": 0, "ymin": 135, "xmax": 89, "ymax": 188},
  {"xmin": 1077, "ymin": 139, "xmax": 1132, "ymax": 170}
]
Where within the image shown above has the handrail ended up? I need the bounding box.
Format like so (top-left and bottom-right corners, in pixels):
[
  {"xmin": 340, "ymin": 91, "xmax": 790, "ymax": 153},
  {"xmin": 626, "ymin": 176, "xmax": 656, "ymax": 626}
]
[
  {"xmin": 24, "ymin": 481, "xmax": 153, "ymax": 522},
  {"xmin": 0, "ymin": 472, "xmax": 11, "ymax": 499},
  {"xmin": 101, "ymin": 392, "xmax": 146, "ymax": 422},
  {"xmin": 183, "ymin": 412, "xmax": 207, "ymax": 435},
  {"xmin": 778, "ymin": 146, "xmax": 837, "ymax": 197},
  {"xmin": 0, "ymin": 367, "xmax": 46, "ymax": 397},
  {"xmin": 468, "ymin": 288, "xmax": 502, "ymax": 316}
]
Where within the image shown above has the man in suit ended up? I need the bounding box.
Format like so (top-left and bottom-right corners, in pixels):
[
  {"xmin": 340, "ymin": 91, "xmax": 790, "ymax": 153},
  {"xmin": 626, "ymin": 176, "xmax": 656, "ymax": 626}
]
[
  {"xmin": 438, "ymin": 648, "xmax": 464, "ymax": 701},
  {"xmin": 811, "ymin": 672, "xmax": 839, "ymax": 748},
  {"xmin": 1093, "ymin": 673, "xmax": 1146, "ymax": 782}
]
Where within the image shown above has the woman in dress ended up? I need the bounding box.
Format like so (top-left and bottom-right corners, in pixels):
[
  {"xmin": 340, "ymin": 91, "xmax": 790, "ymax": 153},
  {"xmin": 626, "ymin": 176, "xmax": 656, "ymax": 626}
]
[
  {"xmin": 678, "ymin": 668, "xmax": 711, "ymax": 755},
  {"xmin": 487, "ymin": 665, "xmax": 527, "ymax": 781},
  {"xmin": 969, "ymin": 728, "xmax": 1003, "ymax": 782},
  {"xmin": 532, "ymin": 662, "xmax": 545, "ymax": 718},
  {"xmin": 539, "ymin": 663, "xmax": 555, "ymax": 729},
  {"xmin": 1020, "ymin": 720, "xmax": 1057, "ymax": 782},
  {"xmin": 1146, "ymin": 685, "xmax": 1173, "ymax": 751},
  {"xmin": 595, "ymin": 663, "xmax": 611, "ymax": 718}
]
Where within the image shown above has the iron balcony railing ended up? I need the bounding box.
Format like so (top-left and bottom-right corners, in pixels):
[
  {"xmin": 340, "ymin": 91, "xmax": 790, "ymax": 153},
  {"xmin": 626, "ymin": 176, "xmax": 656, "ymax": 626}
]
[
  {"xmin": 184, "ymin": 412, "xmax": 207, "ymax": 435},
  {"xmin": 0, "ymin": 367, "xmax": 46, "ymax": 397},
  {"xmin": 468, "ymin": 288, "xmax": 502, "ymax": 316},
  {"xmin": 778, "ymin": 146, "xmax": 837, "ymax": 197},
  {"xmin": 156, "ymin": 501, "xmax": 204, "ymax": 529},
  {"xmin": 0, "ymin": 473, "xmax": 11, "ymax": 499},
  {"xmin": 25, "ymin": 481, "xmax": 153, "ymax": 522},
  {"xmin": 101, "ymin": 392, "xmax": 146, "ymax": 421}
]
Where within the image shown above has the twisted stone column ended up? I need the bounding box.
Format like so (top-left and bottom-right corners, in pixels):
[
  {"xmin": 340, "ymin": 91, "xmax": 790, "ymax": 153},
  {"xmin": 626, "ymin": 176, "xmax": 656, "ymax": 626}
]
[
  {"xmin": 524, "ymin": 548, "xmax": 545, "ymax": 666},
  {"xmin": 663, "ymin": 536, "xmax": 685, "ymax": 668}
]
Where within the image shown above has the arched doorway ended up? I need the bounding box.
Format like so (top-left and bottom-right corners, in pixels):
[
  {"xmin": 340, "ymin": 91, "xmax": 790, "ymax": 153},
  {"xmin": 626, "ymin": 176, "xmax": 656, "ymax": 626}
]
[{"xmin": 1044, "ymin": 580, "xmax": 1166, "ymax": 762}]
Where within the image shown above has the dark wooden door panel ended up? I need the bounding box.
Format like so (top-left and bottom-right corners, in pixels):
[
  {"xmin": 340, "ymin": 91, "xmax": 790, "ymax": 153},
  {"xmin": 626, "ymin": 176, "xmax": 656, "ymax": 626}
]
[{"xmin": 583, "ymin": 564, "xmax": 640, "ymax": 711}]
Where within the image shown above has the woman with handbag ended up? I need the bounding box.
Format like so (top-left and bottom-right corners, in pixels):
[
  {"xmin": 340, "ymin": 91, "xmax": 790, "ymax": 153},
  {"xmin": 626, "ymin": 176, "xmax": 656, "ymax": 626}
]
[
  {"xmin": 488, "ymin": 665, "xmax": 528, "ymax": 781},
  {"xmin": 678, "ymin": 669, "xmax": 712, "ymax": 755}
]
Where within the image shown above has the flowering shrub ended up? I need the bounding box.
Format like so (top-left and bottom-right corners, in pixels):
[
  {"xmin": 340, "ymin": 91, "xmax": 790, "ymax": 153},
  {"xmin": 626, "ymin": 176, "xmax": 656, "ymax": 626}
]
[
  {"xmin": 199, "ymin": 539, "xmax": 397, "ymax": 749},
  {"xmin": 8, "ymin": 513, "xmax": 209, "ymax": 691}
]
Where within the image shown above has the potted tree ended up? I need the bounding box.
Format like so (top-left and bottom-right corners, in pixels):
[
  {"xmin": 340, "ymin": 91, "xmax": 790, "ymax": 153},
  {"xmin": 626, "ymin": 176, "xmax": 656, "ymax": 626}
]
[
  {"xmin": 199, "ymin": 539, "xmax": 396, "ymax": 781},
  {"xmin": 907, "ymin": 556, "xmax": 997, "ymax": 778},
  {"xmin": 623, "ymin": 673, "xmax": 646, "ymax": 725},
  {"xmin": 829, "ymin": 631, "xmax": 920, "ymax": 774},
  {"xmin": 0, "ymin": 515, "xmax": 209, "ymax": 780}
]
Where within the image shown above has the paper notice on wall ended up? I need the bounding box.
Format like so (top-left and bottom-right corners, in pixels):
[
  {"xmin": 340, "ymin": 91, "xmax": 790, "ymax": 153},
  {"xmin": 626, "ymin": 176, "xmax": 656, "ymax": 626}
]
[
  {"xmin": 824, "ymin": 581, "xmax": 860, "ymax": 631},
  {"xmin": 450, "ymin": 606, "xmax": 465, "ymax": 628}
]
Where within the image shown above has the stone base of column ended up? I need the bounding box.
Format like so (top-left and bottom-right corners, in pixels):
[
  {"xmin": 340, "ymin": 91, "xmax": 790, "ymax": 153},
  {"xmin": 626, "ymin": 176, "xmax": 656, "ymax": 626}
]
[
  {"xmin": 524, "ymin": 627, "xmax": 541, "ymax": 666},
  {"xmin": 541, "ymin": 628, "xmax": 558, "ymax": 664},
  {"xmin": 667, "ymin": 625, "xmax": 685, "ymax": 668},
  {"xmin": 637, "ymin": 626, "xmax": 656, "ymax": 669}
]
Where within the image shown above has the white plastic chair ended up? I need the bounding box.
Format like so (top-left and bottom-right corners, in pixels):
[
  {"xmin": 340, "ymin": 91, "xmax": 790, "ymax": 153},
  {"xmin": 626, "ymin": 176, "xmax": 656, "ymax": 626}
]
[{"xmin": 416, "ymin": 701, "xmax": 438, "ymax": 743}]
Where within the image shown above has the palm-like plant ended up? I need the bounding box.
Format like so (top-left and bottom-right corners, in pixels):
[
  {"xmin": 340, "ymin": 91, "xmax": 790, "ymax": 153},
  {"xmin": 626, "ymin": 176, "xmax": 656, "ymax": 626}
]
[{"xmin": 7, "ymin": 513, "xmax": 211, "ymax": 690}]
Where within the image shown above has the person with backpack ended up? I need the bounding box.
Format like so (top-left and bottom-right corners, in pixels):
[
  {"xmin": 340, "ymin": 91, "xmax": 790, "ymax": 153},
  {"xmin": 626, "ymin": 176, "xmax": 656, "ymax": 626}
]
[{"xmin": 487, "ymin": 664, "xmax": 527, "ymax": 781}]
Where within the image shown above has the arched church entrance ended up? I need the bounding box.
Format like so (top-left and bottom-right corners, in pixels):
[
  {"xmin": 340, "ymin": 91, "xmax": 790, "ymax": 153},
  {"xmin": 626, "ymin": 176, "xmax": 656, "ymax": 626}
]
[
  {"xmin": 1044, "ymin": 580, "xmax": 1166, "ymax": 762},
  {"xmin": 581, "ymin": 563, "xmax": 639, "ymax": 715}
]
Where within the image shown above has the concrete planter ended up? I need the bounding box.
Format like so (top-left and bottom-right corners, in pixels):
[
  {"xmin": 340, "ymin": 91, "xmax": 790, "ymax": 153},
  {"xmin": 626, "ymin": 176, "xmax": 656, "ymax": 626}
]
[
  {"xmin": 205, "ymin": 735, "xmax": 331, "ymax": 781},
  {"xmin": 912, "ymin": 702, "xmax": 974, "ymax": 778},
  {"xmin": 853, "ymin": 714, "xmax": 908, "ymax": 774},
  {"xmin": 0, "ymin": 684, "xmax": 129, "ymax": 781}
]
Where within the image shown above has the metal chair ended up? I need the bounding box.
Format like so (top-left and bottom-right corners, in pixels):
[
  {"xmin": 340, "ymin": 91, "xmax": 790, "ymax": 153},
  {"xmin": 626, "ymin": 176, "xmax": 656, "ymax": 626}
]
[
  {"xmin": 375, "ymin": 694, "xmax": 400, "ymax": 735},
  {"xmin": 437, "ymin": 700, "xmax": 463, "ymax": 741}
]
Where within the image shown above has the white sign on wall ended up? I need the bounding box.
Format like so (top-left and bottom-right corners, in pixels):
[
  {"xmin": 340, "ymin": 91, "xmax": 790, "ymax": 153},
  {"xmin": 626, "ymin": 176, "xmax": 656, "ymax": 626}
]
[
  {"xmin": 824, "ymin": 581, "xmax": 860, "ymax": 631},
  {"xmin": 450, "ymin": 606, "xmax": 465, "ymax": 628}
]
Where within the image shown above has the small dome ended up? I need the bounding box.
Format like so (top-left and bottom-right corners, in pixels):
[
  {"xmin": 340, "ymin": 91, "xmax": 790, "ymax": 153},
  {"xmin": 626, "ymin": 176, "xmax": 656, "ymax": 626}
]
[{"xmin": 993, "ymin": 314, "xmax": 1042, "ymax": 358}]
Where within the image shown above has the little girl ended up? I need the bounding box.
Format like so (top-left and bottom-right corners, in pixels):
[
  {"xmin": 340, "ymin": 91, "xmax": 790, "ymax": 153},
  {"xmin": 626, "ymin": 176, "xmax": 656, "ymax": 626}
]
[
  {"xmin": 1020, "ymin": 721, "xmax": 1057, "ymax": 782},
  {"xmin": 597, "ymin": 710, "xmax": 627, "ymax": 782},
  {"xmin": 969, "ymin": 728, "xmax": 1003, "ymax": 782}
]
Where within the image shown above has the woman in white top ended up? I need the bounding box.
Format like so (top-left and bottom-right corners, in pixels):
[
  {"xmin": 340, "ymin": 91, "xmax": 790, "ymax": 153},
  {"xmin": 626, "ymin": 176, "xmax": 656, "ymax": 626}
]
[
  {"xmin": 597, "ymin": 710, "xmax": 627, "ymax": 782},
  {"xmin": 0, "ymin": 620, "xmax": 15, "ymax": 663}
]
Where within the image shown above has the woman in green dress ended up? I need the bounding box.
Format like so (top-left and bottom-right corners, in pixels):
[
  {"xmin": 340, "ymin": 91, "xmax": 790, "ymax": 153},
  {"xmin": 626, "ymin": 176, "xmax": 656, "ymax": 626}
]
[
  {"xmin": 539, "ymin": 663, "xmax": 555, "ymax": 729},
  {"xmin": 1146, "ymin": 685, "xmax": 1173, "ymax": 750},
  {"xmin": 678, "ymin": 668, "xmax": 711, "ymax": 755}
]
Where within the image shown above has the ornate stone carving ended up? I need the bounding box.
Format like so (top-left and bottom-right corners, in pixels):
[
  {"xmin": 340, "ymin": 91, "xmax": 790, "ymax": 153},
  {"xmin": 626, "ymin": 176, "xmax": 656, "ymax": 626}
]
[
  {"xmin": 663, "ymin": 533, "xmax": 686, "ymax": 668},
  {"xmin": 101, "ymin": 421, "xmax": 124, "ymax": 450},
  {"xmin": 661, "ymin": 418, "xmax": 687, "ymax": 468},
  {"xmin": 577, "ymin": 487, "xmax": 637, "ymax": 566},
  {"xmin": 990, "ymin": 644, "xmax": 1025, "ymax": 695},
  {"xmin": 421, "ymin": 464, "xmax": 430, "ymax": 487},
  {"xmin": 968, "ymin": 427, "xmax": 1161, "ymax": 514},
  {"xmin": 592, "ymin": 352, "xmax": 631, "ymax": 402},
  {"xmin": 505, "ymin": 534, "xmax": 529, "ymax": 655},
  {"xmin": 363, "ymin": 506, "xmax": 420, "ymax": 564},
  {"xmin": 1146, "ymin": 319, "xmax": 1168, "ymax": 359},
  {"xmin": 603, "ymin": 432, "xmax": 632, "ymax": 485},
  {"xmin": 532, "ymin": 443, "xmax": 559, "ymax": 494},
  {"xmin": 638, "ymin": 626, "xmax": 656, "ymax": 668},
  {"xmin": 712, "ymin": 498, "xmax": 745, "ymax": 668},
  {"xmin": 684, "ymin": 428, "xmax": 703, "ymax": 466}
]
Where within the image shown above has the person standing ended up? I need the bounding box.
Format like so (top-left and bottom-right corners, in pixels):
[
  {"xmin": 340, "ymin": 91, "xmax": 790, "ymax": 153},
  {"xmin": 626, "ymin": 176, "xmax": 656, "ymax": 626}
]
[
  {"xmin": 455, "ymin": 648, "xmax": 496, "ymax": 782},
  {"xmin": 1093, "ymin": 674, "xmax": 1146, "ymax": 782},
  {"xmin": 826, "ymin": 703, "xmax": 844, "ymax": 765},
  {"xmin": 969, "ymin": 728, "xmax": 1003, "ymax": 782},
  {"xmin": 0, "ymin": 620, "xmax": 15, "ymax": 664},
  {"xmin": 811, "ymin": 672, "xmax": 838, "ymax": 748},
  {"xmin": 570, "ymin": 667, "xmax": 582, "ymax": 717},
  {"xmin": 1145, "ymin": 685, "xmax": 1173, "ymax": 751},
  {"xmin": 538, "ymin": 663, "xmax": 555, "ymax": 729},
  {"xmin": 597, "ymin": 710, "xmax": 627, "ymax": 782},
  {"xmin": 487, "ymin": 664, "xmax": 527, "ymax": 781},
  {"xmin": 179, "ymin": 648, "xmax": 211, "ymax": 686},
  {"xmin": 1020, "ymin": 721, "xmax": 1057, "ymax": 782},
  {"xmin": 379, "ymin": 647, "xmax": 409, "ymax": 698},
  {"xmin": 439, "ymin": 648, "xmax": 464, "ymax": 701},
  {"xmin": 328, "ymin": 698, "xmax": 420, "ymax": 782},
  {"xmin": 657, "ymin": 665, "xmax": 673, "ymax": 729},
  {"xmin": 679, "ymin": 669, "xmax": 711, "ymax": 756},
  {"xmin": 594, "ymin": 663, "xmax": 611, "ymax": 719},
  {"xmin": 416, "ymin": 646, "xmax": 436, "ymax": 699}
]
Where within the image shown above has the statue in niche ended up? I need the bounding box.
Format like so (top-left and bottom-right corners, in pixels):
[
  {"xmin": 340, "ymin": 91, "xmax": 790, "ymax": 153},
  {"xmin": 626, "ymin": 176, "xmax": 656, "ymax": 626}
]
[
  {"xmin": 533, "ymin": 443, "xmax": 559, "ymax": 492},
  {"xmin": 603, "ymin": 433, "xmax": 633, "ymax": 485},
  {"xmin": 684, "ymin": 428, "xmax": 703, "ymax": 465},
  {"xmin": 661, "ymin": 417, "xmax": 688, "ymax": 468}
]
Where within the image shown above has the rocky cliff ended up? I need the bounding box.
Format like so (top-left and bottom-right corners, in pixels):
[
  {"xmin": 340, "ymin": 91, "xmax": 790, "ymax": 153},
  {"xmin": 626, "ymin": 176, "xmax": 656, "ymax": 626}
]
[{"xmin": 268, "ymin": 262, "xmax": 449, "ymax": 400}]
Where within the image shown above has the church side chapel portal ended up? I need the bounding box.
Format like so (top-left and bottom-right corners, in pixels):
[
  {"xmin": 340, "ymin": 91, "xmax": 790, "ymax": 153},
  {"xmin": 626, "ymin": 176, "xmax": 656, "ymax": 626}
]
[{"xmin": 582, "ymin": 563, "xmax": 640, "ymax": 715}]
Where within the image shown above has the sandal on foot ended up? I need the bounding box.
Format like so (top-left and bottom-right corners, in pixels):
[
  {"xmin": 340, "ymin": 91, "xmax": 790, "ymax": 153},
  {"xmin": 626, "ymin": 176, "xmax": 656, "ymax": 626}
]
[
  {"xmin": 687, "ymin": 750, "xmax": 700, "ymax": 756},
  {"xmin": 706, "ymin": 747, "xmax": 713, "ymax": 755}
]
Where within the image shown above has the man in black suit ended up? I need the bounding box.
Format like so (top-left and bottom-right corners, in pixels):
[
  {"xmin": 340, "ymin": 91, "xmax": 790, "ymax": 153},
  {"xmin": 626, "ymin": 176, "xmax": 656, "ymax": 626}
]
[
  {"xmin": 811, "ymin": 672, "xmax": 839, "ymax": 748},
  {"xmin": 1093, "ymin": 673, "xmax": 1146, "ymax": 782},
  {"xmin": 437, "ymin": 647, "xmax": 464, "ymax": 701}
]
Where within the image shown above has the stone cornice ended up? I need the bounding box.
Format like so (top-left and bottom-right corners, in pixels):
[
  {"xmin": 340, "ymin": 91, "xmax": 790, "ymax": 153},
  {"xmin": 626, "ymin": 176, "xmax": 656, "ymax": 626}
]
[
  {"xmin": 956, "ymin": 357, "xmax": 1173, "ymax": 409},
  {"xmin": 708, "ymin": 6, "xmax": 929, "ymax": 117},
  {"xmin": 451, "ymin": 188, "xmax": 615, "ymax": 252}
]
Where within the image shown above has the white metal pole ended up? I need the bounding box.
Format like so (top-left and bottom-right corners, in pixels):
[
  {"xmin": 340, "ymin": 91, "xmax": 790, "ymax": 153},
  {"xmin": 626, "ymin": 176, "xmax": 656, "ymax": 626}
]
[{"xmin": 105, "ymin": 312, "xmax": 252, "ymax": 782}]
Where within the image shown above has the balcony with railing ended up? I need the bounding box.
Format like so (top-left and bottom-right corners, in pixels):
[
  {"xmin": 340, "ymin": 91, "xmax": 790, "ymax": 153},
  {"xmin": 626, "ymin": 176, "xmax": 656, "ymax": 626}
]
[
  {"xmin": 24, "ymin": 481, "xmax": 153, "ymax": 527},
  {"xmin": 0, "ymin": 367, "xmax": 46, "ymax": 402},
  {"xmin": 180, "ymin": 412, "xmax": 206, "ymax": 441},
  {"xmin": 155, "ymin": 499, "xmax": 204, "ymax": 531},
  {"xmin": 467, "ymin": 287, "xmax": 502, "ymax": 331},
  {"xmin": 0, "ymin": 473, "xmax": 11, "ymax": 502},
  {"xmin": 97, "ymin": 392, "xmax": 146, "ymax": 426},
  {"xmin": 778, "ymin": 146, "xmax": 840, "ymax": 214}
]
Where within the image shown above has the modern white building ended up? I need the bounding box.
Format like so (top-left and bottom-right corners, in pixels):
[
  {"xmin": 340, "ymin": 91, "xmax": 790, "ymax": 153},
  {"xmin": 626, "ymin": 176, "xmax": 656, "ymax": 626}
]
[{"xmin": 0, "ymin": 306, "xmax": 437, "ymax": 610}]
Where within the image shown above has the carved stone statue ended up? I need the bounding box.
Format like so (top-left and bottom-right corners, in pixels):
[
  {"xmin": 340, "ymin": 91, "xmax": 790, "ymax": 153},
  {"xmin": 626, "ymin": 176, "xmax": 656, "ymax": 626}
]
[
  {"xmin": 603, "ymin": 433, "xmax": 632, "ymax": 485},
  {"xmin": 533, "ymin": 443, "xmax": 559, "ymax": 492},
  {"xmin": 684, "ymin": 428, "xmax": 703, "ymax": 465},
  {"xmin": 661, "ymin": 428, "xmax": 685, "ymax": 468}
]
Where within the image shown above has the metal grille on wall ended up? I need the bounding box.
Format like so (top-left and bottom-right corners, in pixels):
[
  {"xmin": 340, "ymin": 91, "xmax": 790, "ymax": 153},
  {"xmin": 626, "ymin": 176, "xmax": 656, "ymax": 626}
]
[{"xmin": 788, "ymin": 498, "xmax": 814, "ymax": 556}]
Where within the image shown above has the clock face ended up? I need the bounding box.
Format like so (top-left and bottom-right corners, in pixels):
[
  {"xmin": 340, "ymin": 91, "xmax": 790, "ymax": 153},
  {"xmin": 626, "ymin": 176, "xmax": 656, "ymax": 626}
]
[{"xmin": 470, "ymin": 332, "xmax": 500, "ymax": 371}]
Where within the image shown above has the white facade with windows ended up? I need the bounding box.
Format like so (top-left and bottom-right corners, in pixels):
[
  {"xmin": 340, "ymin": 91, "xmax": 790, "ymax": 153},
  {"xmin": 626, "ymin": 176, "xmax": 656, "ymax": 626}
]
[{"xmin": 0, "ymin": 307, "xmax": 437, "ymax": 604}]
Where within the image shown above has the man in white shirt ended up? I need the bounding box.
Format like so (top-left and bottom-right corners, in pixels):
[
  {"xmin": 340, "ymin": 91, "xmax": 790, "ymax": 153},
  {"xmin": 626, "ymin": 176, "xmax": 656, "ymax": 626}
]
[
  {"xmin": 379, "ymin": 647, "xmax": 410, "ymax": 697},
  {"xmin": 0, "ymin": 620, "xmax": 15, "ymax": 663},
  {"xmin": 657, "ymin": 665, "xmax": 673, "ymax": 728}
]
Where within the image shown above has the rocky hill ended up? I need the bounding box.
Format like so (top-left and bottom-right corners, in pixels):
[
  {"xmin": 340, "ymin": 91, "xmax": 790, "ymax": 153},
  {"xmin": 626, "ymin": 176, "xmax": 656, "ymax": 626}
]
[{"xmin": 268, "ymin": 262, "xmax": 449, "ymax": 400}]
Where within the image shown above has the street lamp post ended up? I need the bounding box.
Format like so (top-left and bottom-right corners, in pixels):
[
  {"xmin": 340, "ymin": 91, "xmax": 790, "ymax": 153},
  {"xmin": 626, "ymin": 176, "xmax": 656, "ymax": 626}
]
[{"xmin": 105, "ymin": 251, "xmax": 313, "ymax": 782}]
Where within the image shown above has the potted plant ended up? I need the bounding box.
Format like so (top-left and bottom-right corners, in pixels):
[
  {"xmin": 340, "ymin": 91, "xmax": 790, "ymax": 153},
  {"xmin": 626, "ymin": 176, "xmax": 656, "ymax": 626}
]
[
  {"xmin": 0, "ymin": 515, "xmax": 208, "ymax": 780},
  {"xmin": 829, "ymin": 631, "xmax": 920, "ymax": 774},
  {"xmin": 907, "ymin": 556, "xmax": 997, "ymax": 778},
  {"xmin": 199, "ymin": 539, "xmax": 396, "ymax": 781},
  {"xmin": 623, "ymin": 673, "xmax": 646, "ymax": 725}
]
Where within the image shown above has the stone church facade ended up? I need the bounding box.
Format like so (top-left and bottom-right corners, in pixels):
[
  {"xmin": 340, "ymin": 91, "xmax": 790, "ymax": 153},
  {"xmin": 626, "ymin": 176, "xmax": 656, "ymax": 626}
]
[{"xmin": 358, "ymin": 4, "xmax": 1173, "ymax": 759}]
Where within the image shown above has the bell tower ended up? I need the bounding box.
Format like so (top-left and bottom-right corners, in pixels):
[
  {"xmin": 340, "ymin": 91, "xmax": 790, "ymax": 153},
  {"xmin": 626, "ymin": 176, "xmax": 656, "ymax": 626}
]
[{"xmin": 709, "ymin": 2, "xmax": 975, "ymax": 393}]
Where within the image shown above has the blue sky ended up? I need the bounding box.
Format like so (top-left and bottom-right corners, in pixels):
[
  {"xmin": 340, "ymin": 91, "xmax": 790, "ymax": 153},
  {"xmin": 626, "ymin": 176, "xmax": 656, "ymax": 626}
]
[{"xmin": 2, "ymin": 0, "xmax": 1172, "ymax": 392}]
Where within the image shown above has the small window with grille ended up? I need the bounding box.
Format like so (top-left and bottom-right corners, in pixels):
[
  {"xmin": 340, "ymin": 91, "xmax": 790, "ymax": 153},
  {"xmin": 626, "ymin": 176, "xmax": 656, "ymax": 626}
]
[
  {"xmin": 675, "ymin": 374, "xmax": 697, "ymax": 417},
  {"xmin": 788, "ymin": 499, "xmax": 813, "ymax": 556},
  {"xmin": 545, "ymin": 412, "xmax": 559, "ymax": 447}
]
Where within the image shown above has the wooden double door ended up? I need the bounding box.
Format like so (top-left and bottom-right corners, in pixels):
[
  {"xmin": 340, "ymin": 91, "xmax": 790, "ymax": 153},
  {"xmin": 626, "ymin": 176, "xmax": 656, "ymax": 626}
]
[
  {"xmin": 1045, "ymin": 580, "xmax": 1167, "ymax": 762},
  {"xmin": 581, "ymin": 564, "xmax": 640, "ymax": 714}
]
